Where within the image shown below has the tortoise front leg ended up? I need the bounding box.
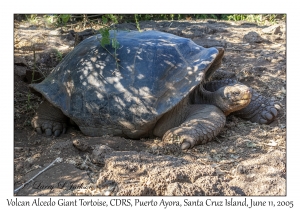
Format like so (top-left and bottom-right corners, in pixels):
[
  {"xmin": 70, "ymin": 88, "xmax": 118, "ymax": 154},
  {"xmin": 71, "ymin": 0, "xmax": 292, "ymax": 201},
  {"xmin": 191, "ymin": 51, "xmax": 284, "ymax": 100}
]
[
  {"xmin": 231, "ymin": 90, "xmax": 280, "ymax": 124},
  {"xmin": 154, "ymin": 104, "xmax": 226, "ymax": 150}
]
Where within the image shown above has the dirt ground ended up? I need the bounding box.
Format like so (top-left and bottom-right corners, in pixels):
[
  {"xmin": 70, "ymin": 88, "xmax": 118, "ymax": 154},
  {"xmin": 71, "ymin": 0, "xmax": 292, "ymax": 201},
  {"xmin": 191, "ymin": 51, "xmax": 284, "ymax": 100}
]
[{"xmin": 14, "ymin": 17, "xmax": 286, "ymax": 196}]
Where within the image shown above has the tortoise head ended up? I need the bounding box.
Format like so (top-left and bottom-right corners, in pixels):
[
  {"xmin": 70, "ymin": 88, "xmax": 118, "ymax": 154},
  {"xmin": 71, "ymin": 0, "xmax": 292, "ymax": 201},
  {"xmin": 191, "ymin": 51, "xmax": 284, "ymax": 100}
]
[{"xmin": 214, "ymin": 83, "xmax": 252, "ymax": 115}]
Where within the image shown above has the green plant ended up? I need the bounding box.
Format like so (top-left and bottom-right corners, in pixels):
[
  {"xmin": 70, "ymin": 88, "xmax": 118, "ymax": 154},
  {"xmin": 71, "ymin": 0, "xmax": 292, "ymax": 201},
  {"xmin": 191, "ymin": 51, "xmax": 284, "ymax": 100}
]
[
  {"xmin": 58, "ymin": 14, "xmax": 71, "ymax": 25},
  {"xmin": 195, "ymin": 14, "xmax": 207, "ymax": 19},
  {"xmin": 99, "ymin": 15, "xmax": 119, "ymax": 48},
  {"xmin": 25, "ymin": 14, "xmax": 38, "ymax": 24},
  {"xmin": 263, "ymin": 14, "xmax": 278, "ymax": 24},
  {"xmin": 44, "ymin": 15, "xmax": 56, "ymax": 25},
  {"xmin": 98, "ymin": 15, "xmax": 121, "ymax": 71},
  {"xmin": 135, "ymin": 14, "xmax": 141, "ymax": 31},
  {"xmin": 55, "ymin": 50, "xmax": 63, "ymax": 61},
  {"xmin": 227, "ymin": 14, "xmax": 248, "ymax": 21},
  {"xmin": 227, "ymin": 14, "xmax": 282, "ymax": 25},
  {"xmin": 144, "ymin": 14, "xmax": 152, "ymax": 20},
  {"xmin": 39, "ymin": 14, "xmax": 71, "ymax": 27}
]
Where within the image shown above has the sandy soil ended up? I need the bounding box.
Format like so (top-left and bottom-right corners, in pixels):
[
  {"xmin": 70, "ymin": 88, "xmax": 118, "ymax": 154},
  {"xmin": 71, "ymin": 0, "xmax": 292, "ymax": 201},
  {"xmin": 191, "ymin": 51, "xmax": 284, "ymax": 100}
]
[{"xmin": 14, "ymin": 17, "xmax": 286, "ymax": 196}]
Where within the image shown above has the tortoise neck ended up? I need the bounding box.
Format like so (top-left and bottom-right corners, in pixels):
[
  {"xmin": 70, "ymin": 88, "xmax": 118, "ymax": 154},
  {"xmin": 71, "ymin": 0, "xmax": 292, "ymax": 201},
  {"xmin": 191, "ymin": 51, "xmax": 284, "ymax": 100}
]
[
  {"xmin": 198, "ymin": 84, "xmax": 215, "ymax": 104},
  {"xmin": 194, "ymin": 84, "xmax": 228, "ymax": 115}
]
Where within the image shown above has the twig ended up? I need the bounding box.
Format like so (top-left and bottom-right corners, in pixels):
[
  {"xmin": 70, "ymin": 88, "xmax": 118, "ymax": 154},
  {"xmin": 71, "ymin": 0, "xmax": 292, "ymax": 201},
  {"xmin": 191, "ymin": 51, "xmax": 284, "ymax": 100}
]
[
  {"xmin": 14, "ymin": 157, "xmax": 63, "ymax": 194},
  {"xmin": 96, "ymin": 37, "xmax": 124, "ymax": 71}
]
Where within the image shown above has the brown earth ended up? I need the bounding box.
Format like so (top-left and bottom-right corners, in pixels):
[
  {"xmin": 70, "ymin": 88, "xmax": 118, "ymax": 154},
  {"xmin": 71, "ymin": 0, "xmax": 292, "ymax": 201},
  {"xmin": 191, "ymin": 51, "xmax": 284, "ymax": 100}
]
[{"xmin": 14, "ymin": 17, "xmax": 286, "ymax": 196}]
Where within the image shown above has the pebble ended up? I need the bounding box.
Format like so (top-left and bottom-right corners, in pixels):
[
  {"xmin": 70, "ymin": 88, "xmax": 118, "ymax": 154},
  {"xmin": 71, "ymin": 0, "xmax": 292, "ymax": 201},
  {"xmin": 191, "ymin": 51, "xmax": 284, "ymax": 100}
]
[
  {"xmin": 246, "ymin": 173, "xmax": 255, "ymax": 179},
  {"xmin": 271, "ymin": 59, "xmax": 277, "ymax": 63},
  {"xmin": 91, "ymin": 145, "xmax": 113, "ymax": 164},
  {"xmin": 236, "ymin": 165, "xmax": 246, "ymax": 174},
  {"xmin": 73, "ymin": 139, "xmax": 89, "ymax": 151},
  {"xmin": 151, "ymin": 145, "xmax": 158, "ymax": 150},
  {"xmin": 14, "ymin": 147, "xmax": 23, "ymax": 151},
  {"xmin": 243, "ymin": 31, "xmax": 263, "ymax": 43},
  {"xmin": 104, "ymin": 190, "xmax": 112, "ymax": 196}
]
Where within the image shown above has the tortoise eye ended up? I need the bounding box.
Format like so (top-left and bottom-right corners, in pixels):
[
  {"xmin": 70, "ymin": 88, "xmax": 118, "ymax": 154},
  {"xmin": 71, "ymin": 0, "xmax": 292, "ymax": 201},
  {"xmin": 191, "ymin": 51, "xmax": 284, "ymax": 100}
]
[{"xmin": 232, "ymin": 91, "xmax": 240, "ymax": 96}]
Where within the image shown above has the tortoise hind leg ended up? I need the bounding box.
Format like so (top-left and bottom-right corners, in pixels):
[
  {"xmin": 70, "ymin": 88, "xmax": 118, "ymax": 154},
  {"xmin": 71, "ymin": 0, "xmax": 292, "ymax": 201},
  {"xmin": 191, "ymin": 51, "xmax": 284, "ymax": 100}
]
[
  {"xmin": 158, "ymin": 104, "xmax": 226, "ymax": 150},
  {"xmin": 31, "ymin": 100, "xmax": 68, "ymax": 136}
]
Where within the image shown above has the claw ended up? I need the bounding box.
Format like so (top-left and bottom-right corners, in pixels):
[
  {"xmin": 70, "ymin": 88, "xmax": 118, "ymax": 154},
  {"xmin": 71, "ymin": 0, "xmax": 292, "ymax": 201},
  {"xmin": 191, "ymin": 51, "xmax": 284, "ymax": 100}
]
[
  {"xmin": 270, "ymin": 108, "xmax": 278, "ymax": 116},
  {"xmin": 265, "ymin": 113, "xmax": 273, "ymax": 121},
  {"xmin": 45, "ymin": 129, "xmax": 52, "ymax": 136},
  {"xmin": 181, "ymin": 141, "xmax": 191, "ymax": 150},
  {"xmin": 274, "ymin": 104, "xmax": 281, "ymax": 110},
  {"xmin": 259, "ymin": 118, "xmax": 268, "ymax": 124},
  {"xmin": 54, "ymin": 130, "xmax": 61, "ymax": 137}
]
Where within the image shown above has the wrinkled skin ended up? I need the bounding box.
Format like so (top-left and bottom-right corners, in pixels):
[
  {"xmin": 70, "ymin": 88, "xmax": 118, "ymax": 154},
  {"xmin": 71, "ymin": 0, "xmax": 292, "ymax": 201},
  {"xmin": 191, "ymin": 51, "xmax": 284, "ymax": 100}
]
[{"xmin": 153, "ymin": 81, "xmax": 252, "ymax": 149}]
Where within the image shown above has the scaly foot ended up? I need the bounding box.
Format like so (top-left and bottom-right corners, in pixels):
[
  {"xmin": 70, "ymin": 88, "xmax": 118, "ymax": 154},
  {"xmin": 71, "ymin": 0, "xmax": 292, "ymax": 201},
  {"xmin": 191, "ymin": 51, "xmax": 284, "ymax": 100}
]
[
  {"xmin": 232, "ymin": 89, "xmax": 281, "ymax": 124},
  {"xmin": 31, "ymin": 100, "xmax": 68, "ymax": 136}
]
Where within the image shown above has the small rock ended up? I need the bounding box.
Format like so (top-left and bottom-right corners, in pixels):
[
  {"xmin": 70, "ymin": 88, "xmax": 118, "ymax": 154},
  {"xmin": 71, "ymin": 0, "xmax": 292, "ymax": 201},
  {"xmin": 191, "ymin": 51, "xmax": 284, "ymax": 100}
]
[
  {"xmin": 264, "ymin": 56, "xmax": 273, "ymax": 62},
  {"xmin": 246, "ymin": 173, "xmax": 255, "ymax": 179},
  {"xmin": 262, "ymin": 25, "xmax": 281, "ymax": 35},
  {"xmin": 253, "ymin": 66, "xmax": 267, "ymax": 72},
  {"xmin": 207, "ymin": 20, "xmax": 216, "ymax": 24},
  {"xmin": 73, "ymin": 139, "xmax": 90, "ymax": 151},
  {"xmin": 14, "ymin": 147, "xmax": 23, "ymax": 151},
  {"xmin": 49, "ymin": 29, "xmax": 63, "ymax": 36},
  {"xmin": 91, "ymin": 145, "xmax": 114, "ymax": 164},
  {"xmin": 271, "ymin": 59, "xmax": 277, "ymax": 63},
  {"xmin": 243, "ymin": 31, "xmax": 263, "ymax": 43},
  {"xmin": 266, "ymin": 140, "xmax": 278, "ymax": 147},
  {"xmin": 66, "ymin": 159, "xmax": 77, "ymax": 165},
  {"xmin": 14, "ymin": 56, "xmax": 27, "ymax": 65},
  {"xmin": 104, "ymin": 190, "xmax": 112, "ymax": 196},
  {"xmin": 14, "ymin": 56, "xmax": 29, "ymax": 81},
  {"xmin": 236, "ymin": 165, "xmax": 247, "ymax": 174},
  {"xmin": 14, "ymin": 65, "xmax": 27, "ymax": 79},
  {"xmin": 151, "ymin": 145, "xmax": 158, "ymax": 150}
]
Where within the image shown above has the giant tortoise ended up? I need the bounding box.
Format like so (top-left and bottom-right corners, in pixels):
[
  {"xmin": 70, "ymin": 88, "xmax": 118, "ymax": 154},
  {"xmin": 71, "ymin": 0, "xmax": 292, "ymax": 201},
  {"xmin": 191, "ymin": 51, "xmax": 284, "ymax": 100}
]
[{"xmin": 30, "ymin": 30, "xmax": 279, "ymax": 149}]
